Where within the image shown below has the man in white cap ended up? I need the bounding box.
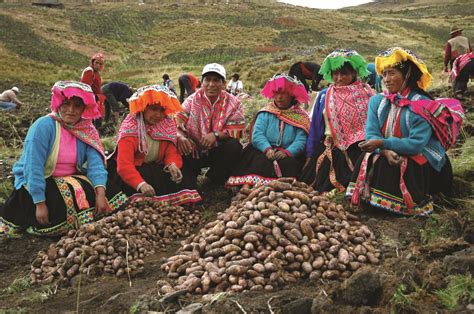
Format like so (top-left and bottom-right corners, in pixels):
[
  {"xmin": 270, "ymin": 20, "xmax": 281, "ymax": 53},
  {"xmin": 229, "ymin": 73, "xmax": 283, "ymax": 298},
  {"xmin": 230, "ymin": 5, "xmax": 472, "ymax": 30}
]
[
  {"xmin": 0, "ymin": 86, "xmax": 24, "ymax": 111},
  {"xmin": 444, "ymin": 25, "xmax": 472, "ymax": 72},
  {"xmin": 176, "ymin": 63, "xmax": 245, "ymax": 187}
]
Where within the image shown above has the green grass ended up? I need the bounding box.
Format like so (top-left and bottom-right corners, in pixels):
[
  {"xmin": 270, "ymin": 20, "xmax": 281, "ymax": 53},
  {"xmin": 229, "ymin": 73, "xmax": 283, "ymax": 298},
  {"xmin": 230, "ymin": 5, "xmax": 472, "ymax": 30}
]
[
  {"xmin": 0, "ymin": 14, "xmax": 87, "ymax": 68},
  {"xmin": 435, "ymin": 274, "xmax": 474, "ymax": 310},
  {"xmin": 0, "ymin": 276, "xmax": 30, "ymax": 297},
  {"xmin": 419, "ymin": 213, "xmax": 456, "ymax": 244},
  {"xmin": 390, "ymin": 284, "xmax": 412, "ymax": 308}
]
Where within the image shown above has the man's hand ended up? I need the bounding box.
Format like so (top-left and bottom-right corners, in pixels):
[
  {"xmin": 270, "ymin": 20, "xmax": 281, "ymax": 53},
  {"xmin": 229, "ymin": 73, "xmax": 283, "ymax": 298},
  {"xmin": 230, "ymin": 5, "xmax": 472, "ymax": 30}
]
[
  {"xmin": 382, "ymin": 149, "xmax": 402, "ymax": 167},
  {"xmin": 358, "ymin": 139, "xmax": 383, "ymax": 152},
  {"xmin": 274, "ymin": 151, "xmax": 287, "ymax": 160},
  {"xmin": 265, "ymin": 149, "xmax": 275, "ymax": 160},
  {"xmin": 177, "ymin": 135, "xmax": 193, "ymax": 156},
  {"xmin": 139, "ymin": 183, "xmax": 156, "ymax": 196},
  {"xmin": 200, "ymin": 132, "xmax": 217, "ymax": 150},
  {"xmin": 35, "ymin": 202, "xmax": 50, "ymax": 225},
  {"xmin": 168, "ymin": 163, "xmax": 183, "ymax": 183}
]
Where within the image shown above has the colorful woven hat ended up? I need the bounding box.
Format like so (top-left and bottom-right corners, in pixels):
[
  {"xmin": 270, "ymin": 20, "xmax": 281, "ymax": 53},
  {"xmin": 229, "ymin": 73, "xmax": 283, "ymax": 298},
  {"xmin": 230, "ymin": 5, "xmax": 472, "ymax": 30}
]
[
  {"xmin": 375, "ymin": 47, "xmax": 432, "ymax": 91},
  {"xmin": 50, "ymin": 81, "xmax": 100, "ymax": 120},
  {"xmin": 319, "ymin": 49, "xmax": 370, "ymax": 83},
  {"xmin": 129, "ymin": 85, "xmax": 182, "ymax": 115},
  {"xmin": 261, "ymin": 74, "xmax": 310, "ymax": 104}
]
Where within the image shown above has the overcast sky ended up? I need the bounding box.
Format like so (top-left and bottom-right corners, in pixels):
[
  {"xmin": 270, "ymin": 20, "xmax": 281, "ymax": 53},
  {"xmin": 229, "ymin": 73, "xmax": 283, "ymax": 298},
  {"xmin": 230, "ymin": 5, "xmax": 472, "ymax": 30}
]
[{"xmin": 278, "ymin": 0, "xmax": 373, "ymax": 10}]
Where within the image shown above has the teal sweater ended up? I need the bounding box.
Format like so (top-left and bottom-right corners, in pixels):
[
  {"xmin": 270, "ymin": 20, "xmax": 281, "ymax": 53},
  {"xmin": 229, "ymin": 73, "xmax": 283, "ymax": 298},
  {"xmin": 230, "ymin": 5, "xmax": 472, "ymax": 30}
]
[
  {"xmin": 366, "ymin": 92, "xmax": 446, "ymax": 171},
  {"xmin": 13, "ymin": 115, "xmax": 107, "ymax": 204},
  {"xmin": 252, "ymin": 111, "xmax": 307, "ymax": 157}
]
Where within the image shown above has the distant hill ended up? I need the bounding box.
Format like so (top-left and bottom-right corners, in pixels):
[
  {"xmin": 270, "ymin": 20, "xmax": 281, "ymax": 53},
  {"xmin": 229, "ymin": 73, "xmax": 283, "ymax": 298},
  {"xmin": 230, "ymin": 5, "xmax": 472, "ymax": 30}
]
[{"xmin": 0, "ymin": 0, "xmax": 472, "ymax": 93}]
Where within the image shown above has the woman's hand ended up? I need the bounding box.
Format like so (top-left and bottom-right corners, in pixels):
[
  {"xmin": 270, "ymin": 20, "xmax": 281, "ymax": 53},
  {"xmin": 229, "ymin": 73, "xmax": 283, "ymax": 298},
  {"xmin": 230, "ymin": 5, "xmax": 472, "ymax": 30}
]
[
  {"xmin": 35, "ymin": 202, "xmax": 50, "ymax": 225},
  {"xmin": 200, "ymin": 132, "xmax": 217, "ymax": 150},
  {"xmin": 139, "ymin": 183, "xmax": 156, "ymax": 196},
  {"xmin": 273, "ymin": 151, "xmax": 287, "ymax": 160},
  {"xmin": 177, "ymin": 135, "xmax": 193, "ymax": 156},
  {"xmin": 265, "ymin": 149, "xmax": 275, "ymax": 160},
  {"xmin": 168, "ymin": 163, "xmax": 183, "ymax": 184},
  {"xmin": 94, "ymin": 187, "xmax": 109, "ymax": 215},
  {"xmin": 358, "ymin": 139, "xmax": 383, "ymax": 152},
  {"xmin": 382, "ymin": 149, "xmax": 402, "ymax": 166}
]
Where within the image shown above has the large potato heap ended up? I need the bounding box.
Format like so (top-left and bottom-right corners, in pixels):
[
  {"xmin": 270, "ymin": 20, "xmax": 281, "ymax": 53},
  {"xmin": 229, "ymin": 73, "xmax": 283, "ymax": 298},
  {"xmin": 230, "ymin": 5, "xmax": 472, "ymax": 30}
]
[
  {"xmin": 160, "ymin": 179, "xmax": 380, "ymax": 294},
  {"xmin": 30, "ymin": 201, "xmax": 201, "ymax": 285}
]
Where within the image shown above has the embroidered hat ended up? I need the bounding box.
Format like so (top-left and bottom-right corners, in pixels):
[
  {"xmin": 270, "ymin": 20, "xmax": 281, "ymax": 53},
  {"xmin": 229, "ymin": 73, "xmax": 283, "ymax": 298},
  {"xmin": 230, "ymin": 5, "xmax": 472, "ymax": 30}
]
[
  {"xmin": 129, "ymin": 84, "xmax": 182, "ymax": 115},
  {"xmin": 51, "ymin": 81, "xmax": 100, "ymax": 119},
  {"xmin": 202, "ymin": 63, "xmax": 226, "ymax": 80},
  {"xmin": 261, "ymin": 73, "xmax": 310, "ymax": 104},
  {"xmin": 375, "ymin": 47, "xmax": 432, "ymax": 90},
  {"xmin": 319, "ymin": 49, "xmax": 371, "ymax": 83}
]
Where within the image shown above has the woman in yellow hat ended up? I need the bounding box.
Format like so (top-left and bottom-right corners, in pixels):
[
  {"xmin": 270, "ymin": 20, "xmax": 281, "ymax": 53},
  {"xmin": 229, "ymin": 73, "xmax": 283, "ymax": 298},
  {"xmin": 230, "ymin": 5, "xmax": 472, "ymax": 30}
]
[{"xmin": 346, "ymin": 47, "xmax": 453, "ymax": 216}]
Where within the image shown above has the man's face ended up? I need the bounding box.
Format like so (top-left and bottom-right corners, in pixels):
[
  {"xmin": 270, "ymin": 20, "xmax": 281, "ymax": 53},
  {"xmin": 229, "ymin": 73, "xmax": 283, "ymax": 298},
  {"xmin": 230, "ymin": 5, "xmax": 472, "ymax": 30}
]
[{"xmin": 202, "ymin": 73, "xmax": 225, "ymax": 99}]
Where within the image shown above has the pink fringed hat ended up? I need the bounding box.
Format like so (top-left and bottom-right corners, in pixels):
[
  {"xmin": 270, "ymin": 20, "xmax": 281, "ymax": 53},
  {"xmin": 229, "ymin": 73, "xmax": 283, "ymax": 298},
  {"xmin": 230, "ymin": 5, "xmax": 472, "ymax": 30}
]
[
  {"xmin": 261, "ymin": 74, "xmax": 310, "ymax": 104},
  {"xmin": 51, "ymin": 81, "xmax": 100, "ymax": 120}
]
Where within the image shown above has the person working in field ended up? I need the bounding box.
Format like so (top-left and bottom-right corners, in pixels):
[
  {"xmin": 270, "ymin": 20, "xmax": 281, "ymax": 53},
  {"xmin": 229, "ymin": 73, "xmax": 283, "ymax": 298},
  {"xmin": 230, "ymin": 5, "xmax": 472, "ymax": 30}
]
[
  {"xmin": 107, "ymin": 85, "xmax": 201, "ymax": 206},
  {"xmin": 451, "ymin": 52, "xmax": 474, "ymax": 99},
  {"xmin": 176, "ymin": 63, "xmax": 245, "ymax": 187},
  {"xmin": 0, "ymin": 86, "xmax": 24, "ymax": 111},
  {"xmin": 226, "ymin": 73, "xmax": 244, "ymax": 96},
  {"xmin": 162, "ymin": 74, "xmax": 177, "ymax": 96},
  {"xmin": 226, "ymin": 74, "xmax": 310, "ymax": 190},
  {"xmin": 178, "ymin": 73, "xmax": 201, "ymax": 103},
  {"xmin": 347, "ymin": 47, "xmax": 456, "ymax": 216},
  {"xmin": 444, "ymin": 26, "xmax": 471, "ymax": 72},
  {"xmin": 81, "ymin": 53, "xmax": 106, "ymax": 127},
  {"xmin": 299, "ymin": 49, "xmax": 374, "ymax": 194},
  {"xmin": 101, "ymin": 82, "xmax": 134, "ymax": 122},
  {"xmin": 0, "ymin": 81, "xmax": 127, "ymax": 237}
]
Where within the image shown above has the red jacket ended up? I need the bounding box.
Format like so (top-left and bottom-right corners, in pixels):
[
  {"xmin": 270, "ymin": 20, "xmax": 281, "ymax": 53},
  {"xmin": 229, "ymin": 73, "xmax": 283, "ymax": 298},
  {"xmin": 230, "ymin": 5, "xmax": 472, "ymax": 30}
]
[{"xmin": 117, "ymin": 136, "xmax": 182, "ymax": 190}]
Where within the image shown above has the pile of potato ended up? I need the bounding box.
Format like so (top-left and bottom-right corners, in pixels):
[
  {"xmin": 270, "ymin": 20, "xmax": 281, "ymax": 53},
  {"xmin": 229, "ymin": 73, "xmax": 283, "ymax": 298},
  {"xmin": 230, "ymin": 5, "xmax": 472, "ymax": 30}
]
[
  {"xmin": 30, "ymin": 200, "xmax": 201, "ymax": 286},
  {"xmin": 160, "ymin": 179, "xmax": 380, "ymax": 294}
]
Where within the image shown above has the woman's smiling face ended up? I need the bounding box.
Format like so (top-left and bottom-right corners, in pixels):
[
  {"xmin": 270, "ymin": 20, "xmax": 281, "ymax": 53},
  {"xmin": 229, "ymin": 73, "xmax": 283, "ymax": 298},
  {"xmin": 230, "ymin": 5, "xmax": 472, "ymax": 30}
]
[
  {"xmin": 381, "ymin": 66, "xmax": 405, "ymax": 94},
  {"xmin": 58, "ymin": 97, "xmax": 85, "ymax": 124}
]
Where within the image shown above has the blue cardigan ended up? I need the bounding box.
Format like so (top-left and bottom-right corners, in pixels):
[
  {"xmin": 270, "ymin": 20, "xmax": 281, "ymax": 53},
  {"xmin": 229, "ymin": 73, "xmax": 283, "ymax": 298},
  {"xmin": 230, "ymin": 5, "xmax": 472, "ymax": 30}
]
[
  {"xmin": 13, "ymin": 115, "xmax": 107, "ymax": 204},
  {"xmin": 366, "ymin": 92, "xmax": 446, "ymax": 171},
  {"xmin": 252, "ymin": 112, "xmax": 307, "ymax": 157},
  {"xmin": 306, "ymin": 88, "xmax": 328, "ymax": 157}
]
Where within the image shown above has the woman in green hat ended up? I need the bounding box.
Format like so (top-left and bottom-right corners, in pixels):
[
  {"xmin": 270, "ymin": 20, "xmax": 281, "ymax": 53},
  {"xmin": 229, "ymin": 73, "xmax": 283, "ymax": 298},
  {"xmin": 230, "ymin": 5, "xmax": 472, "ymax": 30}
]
[{"xmin": 300, "ymin": 49, "xmax": 374, "ymax": 194}]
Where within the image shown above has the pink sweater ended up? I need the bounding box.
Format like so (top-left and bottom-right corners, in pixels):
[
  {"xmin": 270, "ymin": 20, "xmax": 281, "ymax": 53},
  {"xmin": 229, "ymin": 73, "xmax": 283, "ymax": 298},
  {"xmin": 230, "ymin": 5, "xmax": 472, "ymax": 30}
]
[{"xmin": 52, "ymin": 127, "xmax": 78, "ymax": 177}]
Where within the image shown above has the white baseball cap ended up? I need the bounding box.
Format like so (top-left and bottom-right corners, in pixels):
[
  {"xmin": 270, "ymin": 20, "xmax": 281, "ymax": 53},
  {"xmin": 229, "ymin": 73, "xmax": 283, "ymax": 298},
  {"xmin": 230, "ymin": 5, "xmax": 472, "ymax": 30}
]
[
  {"xmin": 202, "ymin": 63, "xmax": 226, "ymax": 80},
  {"xmin": 12, "ymin": 86, "xmax": 20, "ymax": 93}
]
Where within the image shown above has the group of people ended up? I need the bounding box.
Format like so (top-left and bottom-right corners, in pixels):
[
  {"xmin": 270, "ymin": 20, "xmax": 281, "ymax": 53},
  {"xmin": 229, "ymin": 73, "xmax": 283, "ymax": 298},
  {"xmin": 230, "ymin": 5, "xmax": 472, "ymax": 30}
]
[{"xmin": 0, "ymin": 43, "xmax": 464, "ymax": 237}]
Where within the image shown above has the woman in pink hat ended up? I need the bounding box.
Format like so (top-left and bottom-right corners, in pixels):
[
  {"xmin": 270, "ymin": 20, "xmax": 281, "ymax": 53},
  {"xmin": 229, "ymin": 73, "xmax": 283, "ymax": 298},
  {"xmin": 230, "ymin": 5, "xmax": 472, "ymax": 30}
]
[
  {"xmin": 226, "ymin": 74, "xmax": 310, "ymax": 190},
  {"xmin": 0, "ymin": 81, "xmax": 127, "ymax": 237}
]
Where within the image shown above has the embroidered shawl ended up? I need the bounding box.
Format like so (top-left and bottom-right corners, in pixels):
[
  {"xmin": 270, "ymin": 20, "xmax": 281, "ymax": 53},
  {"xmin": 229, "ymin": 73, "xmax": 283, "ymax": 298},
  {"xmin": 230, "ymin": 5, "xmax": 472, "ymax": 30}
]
[
  {"xmin": 249, "ymin": 101, "xmax": 310, "ymax": 143},
  {"xmin": 117, "ymin": 113, "xmax": 177, "ymax": 146},
  {"xmin": 176, "ymin": 88, "xmax": 245, "ymax": 143},
  {"xmin": 325, "ymin": 81, "xmax": 374, "ymax": 150},
  {"xmin": 49, "ymin": 112, "xmax": 105, "ymax": 162}
]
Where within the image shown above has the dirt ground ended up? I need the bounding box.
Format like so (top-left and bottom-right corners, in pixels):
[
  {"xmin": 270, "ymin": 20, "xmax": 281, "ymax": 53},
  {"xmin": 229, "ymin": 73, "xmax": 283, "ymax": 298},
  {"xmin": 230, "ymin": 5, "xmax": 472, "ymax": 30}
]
[{"xmin": 0, "ymin": 86, "xmax": 473, "ymax": 313}]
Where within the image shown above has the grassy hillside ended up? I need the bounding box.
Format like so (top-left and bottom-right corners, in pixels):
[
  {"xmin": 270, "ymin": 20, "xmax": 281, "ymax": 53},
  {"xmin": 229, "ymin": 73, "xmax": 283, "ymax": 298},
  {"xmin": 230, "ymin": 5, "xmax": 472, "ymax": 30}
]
[{"xmin": 0, "ymin": 0, "xmax": 472, "ymax": 93}]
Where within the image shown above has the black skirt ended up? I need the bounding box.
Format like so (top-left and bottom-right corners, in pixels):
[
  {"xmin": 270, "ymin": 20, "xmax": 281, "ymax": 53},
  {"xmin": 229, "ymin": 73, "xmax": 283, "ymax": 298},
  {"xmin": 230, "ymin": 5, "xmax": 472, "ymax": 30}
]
[
  {"xmin": 346, "ymin": 153, "xmax": 453, "ymax": 216},
  {"xmin": 107, "ymin": 159, "xmax": 201, "ymax": 205},
  {"xmin": 0, "ymin": 175, "xmax": 127, "ymax": 237},
  {"xmin": 299, "ymin": 141, "xmax": 362, "ymax": 193},
  {"xmin": 226, "ymin": 145, "xmax": 303, "ymax": 187}
]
